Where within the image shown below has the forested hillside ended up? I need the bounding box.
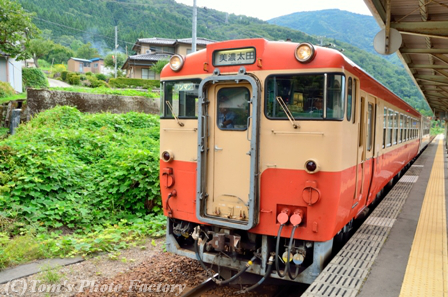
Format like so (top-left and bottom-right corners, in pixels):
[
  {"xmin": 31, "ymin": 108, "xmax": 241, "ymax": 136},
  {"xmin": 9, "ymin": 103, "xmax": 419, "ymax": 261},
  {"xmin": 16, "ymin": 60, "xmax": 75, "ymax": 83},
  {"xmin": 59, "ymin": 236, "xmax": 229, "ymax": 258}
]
[
  {"xmin": 17, "ymin": 0, "xmax": 430, "ymax": 112},
  {"xmin": 268, "ymin": 9, "xmax": 401, "ymax": 66}
]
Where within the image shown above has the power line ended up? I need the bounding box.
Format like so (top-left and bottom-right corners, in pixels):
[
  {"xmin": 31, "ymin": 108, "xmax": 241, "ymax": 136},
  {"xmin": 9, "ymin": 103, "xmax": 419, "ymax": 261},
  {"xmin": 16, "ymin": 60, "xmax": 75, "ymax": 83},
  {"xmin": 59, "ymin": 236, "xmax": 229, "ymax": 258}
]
[{"xmin": 32, "ymin": 16, "xmax": 136, "ymax": 47}]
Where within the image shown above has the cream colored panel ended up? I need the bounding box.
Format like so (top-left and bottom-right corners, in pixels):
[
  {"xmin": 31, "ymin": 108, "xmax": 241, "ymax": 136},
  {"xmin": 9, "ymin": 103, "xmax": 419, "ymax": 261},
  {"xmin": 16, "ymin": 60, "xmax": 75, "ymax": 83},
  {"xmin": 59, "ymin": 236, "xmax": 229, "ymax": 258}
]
[{"xmin": 160, "ymin": 119, "xmax": 198, "ymax": 162}]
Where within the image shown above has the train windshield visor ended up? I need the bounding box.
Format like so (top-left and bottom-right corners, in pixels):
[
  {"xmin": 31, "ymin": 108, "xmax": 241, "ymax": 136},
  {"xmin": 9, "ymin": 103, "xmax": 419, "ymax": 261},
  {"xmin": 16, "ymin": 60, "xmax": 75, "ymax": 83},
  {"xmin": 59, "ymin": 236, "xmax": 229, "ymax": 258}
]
[
  {"xmin": 161, "ymin": 80, "xmax": 201, "ymax": 119},
  {"xmin": 265, "ymin": 73, "xmax": 345, "ymax": 120}
]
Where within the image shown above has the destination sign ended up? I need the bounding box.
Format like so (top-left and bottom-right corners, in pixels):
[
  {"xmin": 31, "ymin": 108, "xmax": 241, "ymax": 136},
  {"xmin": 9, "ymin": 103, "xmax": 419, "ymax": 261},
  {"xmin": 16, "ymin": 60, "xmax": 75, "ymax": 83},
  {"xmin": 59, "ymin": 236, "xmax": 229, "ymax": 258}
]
[{"xmin": 213, "ymin": 47, "xmax": 256, "ymax": 66}]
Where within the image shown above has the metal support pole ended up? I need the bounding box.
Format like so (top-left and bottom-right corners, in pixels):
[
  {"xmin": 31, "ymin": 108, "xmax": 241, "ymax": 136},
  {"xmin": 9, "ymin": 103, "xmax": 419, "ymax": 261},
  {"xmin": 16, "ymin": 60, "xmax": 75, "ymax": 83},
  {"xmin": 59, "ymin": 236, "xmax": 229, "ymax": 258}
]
[
  {"xmin": 192, "ymin": 0, "xmax": 197, "ymax": 53},
  {"xmin": 114, "ymin": 26, "xmax": 118, "ymax": 78}
]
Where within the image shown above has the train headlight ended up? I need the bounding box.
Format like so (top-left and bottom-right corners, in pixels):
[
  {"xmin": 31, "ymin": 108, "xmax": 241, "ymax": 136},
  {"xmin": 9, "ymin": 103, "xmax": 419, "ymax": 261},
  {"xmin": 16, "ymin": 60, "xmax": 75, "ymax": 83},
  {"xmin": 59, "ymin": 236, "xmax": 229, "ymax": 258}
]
[
  {"xmin": 305, "ymin": 160, "xmax": 319, "ymax": 174},
  {"xmin": 169, "ymin": 54, "xmax": 185, "ymax": 72},
  {"xmin": 295, "ymin": 43, "xmax": 315, "ymax": 63},
  {"xmin": 161, "ymin": 150, "xmax": 174, "ymax": 162}
]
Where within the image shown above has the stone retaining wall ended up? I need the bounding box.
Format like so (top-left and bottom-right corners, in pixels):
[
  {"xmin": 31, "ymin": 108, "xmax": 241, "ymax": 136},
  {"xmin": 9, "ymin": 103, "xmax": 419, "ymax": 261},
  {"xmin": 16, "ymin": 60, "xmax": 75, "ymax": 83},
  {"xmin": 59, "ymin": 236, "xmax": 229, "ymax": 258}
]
[
  {"xmin": 26, "ymin": 89, "xmax": 160, "ymax": 120},
  {"xmin": 1, "ymin": 89, "xmax": 160, "ymax": 132}
]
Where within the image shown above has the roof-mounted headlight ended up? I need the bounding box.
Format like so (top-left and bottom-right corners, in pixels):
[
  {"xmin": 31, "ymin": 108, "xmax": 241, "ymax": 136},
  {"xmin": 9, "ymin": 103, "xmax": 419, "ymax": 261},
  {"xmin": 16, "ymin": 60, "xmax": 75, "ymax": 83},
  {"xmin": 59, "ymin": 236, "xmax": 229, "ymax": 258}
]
[
  {"xmin": 169, "ymin": 54, "xmax": 185, "ymax": 72},
  {"xmin": 295, "ymin": 43, "xmax": 316, "ymax": 63}
]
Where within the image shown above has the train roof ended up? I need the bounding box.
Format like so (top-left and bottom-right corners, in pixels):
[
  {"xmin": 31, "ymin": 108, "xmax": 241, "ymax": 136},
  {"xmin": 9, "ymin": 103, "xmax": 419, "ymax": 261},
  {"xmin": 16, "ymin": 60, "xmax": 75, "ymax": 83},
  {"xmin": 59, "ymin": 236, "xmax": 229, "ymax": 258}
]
[{"xmin": 161, "ymin": 38, "xmax": 420, "ymax": 117}]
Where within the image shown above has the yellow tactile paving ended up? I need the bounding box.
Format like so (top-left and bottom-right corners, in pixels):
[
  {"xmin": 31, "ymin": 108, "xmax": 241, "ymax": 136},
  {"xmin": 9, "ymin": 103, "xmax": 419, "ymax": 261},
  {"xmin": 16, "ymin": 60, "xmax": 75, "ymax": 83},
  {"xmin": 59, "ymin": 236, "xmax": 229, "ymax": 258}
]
[{"xmin": 399, "ymin": 135, "xmax": 448, "ymax": 297}]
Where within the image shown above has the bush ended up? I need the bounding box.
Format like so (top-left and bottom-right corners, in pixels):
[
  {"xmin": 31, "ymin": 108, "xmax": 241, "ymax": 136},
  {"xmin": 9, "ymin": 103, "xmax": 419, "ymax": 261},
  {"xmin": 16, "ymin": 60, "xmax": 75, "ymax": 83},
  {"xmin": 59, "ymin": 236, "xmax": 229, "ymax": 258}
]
[
  {"xmin": 0, "ymin": 106, "xmax": 161, "ymax": 231},
  {"xmin": 0, "ymin": 82, "xmax": 15, "ymax": 98},
  {"xmin": 22, "ymin": 68, "xmax": 49, "ymax": 91},
  {"xmin": 84, "ymin": 75, "xmax": 108, "ymax": 88},
  {"xmin": 67, "ymin": 72, "xmax": 81, "ymax": 85},
  {"xmin": 109, "ymin": 78, "xmax": 159, "ymax": 90},
  {"xmin": 61, "ymin": 71, "xmax": 68, "ymax": 82},
  {"xmin": 95, "ymin": 73, "xmax": 107, "ymax": 81}
]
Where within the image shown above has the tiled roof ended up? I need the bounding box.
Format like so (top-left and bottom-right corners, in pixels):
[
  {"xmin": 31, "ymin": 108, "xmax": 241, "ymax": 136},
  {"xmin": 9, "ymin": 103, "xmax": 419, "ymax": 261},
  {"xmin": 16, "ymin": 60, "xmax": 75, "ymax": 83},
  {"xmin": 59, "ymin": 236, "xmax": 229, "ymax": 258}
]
[
  {"xmin": 128, "ymin": 53, "xmax": 171, "ymax": 62},
  {"xmin": 137, "ymin": 37, "xmax": 177, "ymax": 45},
  {"xmin": 177, "ymin": 37, "xmax": 216, "ymax": 45}
]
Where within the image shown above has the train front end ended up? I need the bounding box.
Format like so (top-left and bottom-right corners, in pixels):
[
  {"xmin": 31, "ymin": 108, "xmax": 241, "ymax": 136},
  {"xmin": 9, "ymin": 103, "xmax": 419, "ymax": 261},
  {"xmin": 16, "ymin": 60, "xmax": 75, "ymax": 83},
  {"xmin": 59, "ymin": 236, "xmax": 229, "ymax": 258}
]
[{"xmin": 160, "ymin": 39, "xmax": 361, "ymax": 284}]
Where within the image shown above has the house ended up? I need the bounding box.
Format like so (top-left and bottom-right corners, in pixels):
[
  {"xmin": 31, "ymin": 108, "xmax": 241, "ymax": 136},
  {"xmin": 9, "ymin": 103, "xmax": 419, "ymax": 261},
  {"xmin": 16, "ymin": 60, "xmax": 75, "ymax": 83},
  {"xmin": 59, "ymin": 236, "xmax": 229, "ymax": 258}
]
[
  {"xmin": 0, "ymin": 52, "xmax": 22, "ymax": 93},
  {"xmin": 68, "ymin": 58, "xmax": 92, "ymax": 74},
  {"xmin": 122, "ymin": 37, "xmax": 215, "ymax": 80},
  {"xmin": 67, "ymin": 57, "xmax": 109, "ymax": 75},
  {"xmin": 90, "ymin": 58, "xmax": 105, "ymax": 74}
]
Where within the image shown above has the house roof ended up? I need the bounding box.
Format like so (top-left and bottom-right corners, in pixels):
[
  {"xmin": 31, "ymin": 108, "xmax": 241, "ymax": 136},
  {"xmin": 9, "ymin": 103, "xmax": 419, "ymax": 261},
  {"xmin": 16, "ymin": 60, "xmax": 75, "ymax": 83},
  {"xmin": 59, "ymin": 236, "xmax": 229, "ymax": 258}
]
[
  {"xmin": 70, "ymin": 57, "xmax": 91, "ymax": 63},
  {"xmin": 90, "ymin": 58, "xmax": 104, "ymax": 62},
  {"xmin": 132, "ymin": 37, "xmax": 216, "ymax": 51},
  {"xmin": 122, "ymin": 53, "xmax": 171, "ymax": 69}
]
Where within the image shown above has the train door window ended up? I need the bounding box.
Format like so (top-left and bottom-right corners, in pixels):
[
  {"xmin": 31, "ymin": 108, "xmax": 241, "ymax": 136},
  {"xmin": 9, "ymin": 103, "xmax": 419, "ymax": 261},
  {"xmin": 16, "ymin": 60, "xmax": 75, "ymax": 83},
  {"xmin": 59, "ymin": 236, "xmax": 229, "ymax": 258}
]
[
  {"xmin": 162, "ymin": 80, "xmax": 201, "ymax": 119},
  {"xmin": 383, "ymin": 108, "xmax": 387, "ymax": 148},
  {"xmin": 352, "ymin": 80, "xmax": 357, "ymax": 124},
  {"xmin": 367, "ymin": 103, "xmax": 373, "ymax": 151},
  {"xmin": 217, "ymin": 87, "xmax": 250, "ymax": 131},
  {"xmin": 359, "ymin": 97, "xmax": 365, "ymax": 147},
  {"xmin": 347, "ymin": 78, "xmax": 352, "ymax": 121}
]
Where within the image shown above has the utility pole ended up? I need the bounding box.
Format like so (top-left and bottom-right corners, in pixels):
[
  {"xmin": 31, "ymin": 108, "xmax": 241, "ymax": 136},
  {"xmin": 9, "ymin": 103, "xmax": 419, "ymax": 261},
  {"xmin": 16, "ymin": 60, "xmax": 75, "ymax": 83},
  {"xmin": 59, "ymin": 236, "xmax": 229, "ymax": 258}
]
[
  {"xmin": 114, "ymin": 26, "xmax": 118, "ymax": 78},
  {"xmin": 192, "ymin": 0, "xmax": 197, "ymax": 52}
]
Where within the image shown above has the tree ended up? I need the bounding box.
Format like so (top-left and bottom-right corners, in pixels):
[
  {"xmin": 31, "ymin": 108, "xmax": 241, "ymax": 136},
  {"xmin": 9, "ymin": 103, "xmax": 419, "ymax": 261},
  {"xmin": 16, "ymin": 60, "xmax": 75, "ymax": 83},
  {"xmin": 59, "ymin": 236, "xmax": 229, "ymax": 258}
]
[
  {"xmin": 0, "ymin": 0, "xmax": 39, "ymax": 59},
  {"xmin": 151, "ymin": 59, "xmax": 169, "ymax": 74},
  {"xmin": 45, "ymin": 43, "xmax": 74, "ymax": 64},
  {"xmin": 26, "ymin": 30, "xmax": 54, "ymax": 68},
  {"xmin": 70, "ymin": 40, "xmax": 83, "ymax": 52},
  {"xmin": 104, "ymin": 52, "xmax": 126, "ymax": 69},
  {"xmin": 75, "ymin": 42, "xmax": 100, "ymax": 59}
]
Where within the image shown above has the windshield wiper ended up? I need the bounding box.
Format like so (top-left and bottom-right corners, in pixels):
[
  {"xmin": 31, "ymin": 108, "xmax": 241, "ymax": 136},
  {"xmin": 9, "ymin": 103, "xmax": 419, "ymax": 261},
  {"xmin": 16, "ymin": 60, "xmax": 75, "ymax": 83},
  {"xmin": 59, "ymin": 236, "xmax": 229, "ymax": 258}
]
[
  {"xmin": 165, "ymin": 101, "xmax": 184, "ymax": 127},
  {"xmin": 276, "ymin": 96, "xmax": 299, "ymax": 129}
]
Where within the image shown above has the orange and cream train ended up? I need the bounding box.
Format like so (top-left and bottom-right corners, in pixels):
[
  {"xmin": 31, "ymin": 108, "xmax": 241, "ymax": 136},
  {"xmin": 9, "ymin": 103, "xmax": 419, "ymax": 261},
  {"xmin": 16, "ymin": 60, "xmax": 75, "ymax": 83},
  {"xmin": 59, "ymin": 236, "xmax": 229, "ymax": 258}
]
[{"xmin": 159, "ymin": 39, "xmax": 431, "ymax": 285}]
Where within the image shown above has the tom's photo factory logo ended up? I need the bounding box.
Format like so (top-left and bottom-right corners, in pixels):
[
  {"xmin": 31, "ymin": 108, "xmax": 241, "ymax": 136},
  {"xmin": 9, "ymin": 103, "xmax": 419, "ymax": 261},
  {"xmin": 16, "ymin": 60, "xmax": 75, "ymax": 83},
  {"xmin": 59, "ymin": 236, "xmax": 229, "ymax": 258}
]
[{"xmin": 2, "ymin": 279, "xmax": 187, "ymax": 296}]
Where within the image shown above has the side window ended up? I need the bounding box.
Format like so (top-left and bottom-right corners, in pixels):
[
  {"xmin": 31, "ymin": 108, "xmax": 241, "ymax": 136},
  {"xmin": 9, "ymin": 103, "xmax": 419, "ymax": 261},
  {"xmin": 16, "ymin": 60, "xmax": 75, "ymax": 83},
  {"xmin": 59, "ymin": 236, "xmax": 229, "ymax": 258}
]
[
  {"xmin": 388, "ymin": 109, "xmax": 393, "ymax": 146},
  {"xmin": 217, "ymin": 87, "xmax": 250, "ymax": 131},
  {"xmin": 347, "ymin": 78, "xmax": 352, "ymax": 121},
  {"xmin": 367, "ymin": 103, "xmax": 373, "ymax": 151},
  {"xmin": 394, "ymin": 111, "xmax": 399, "ymax": 144}
]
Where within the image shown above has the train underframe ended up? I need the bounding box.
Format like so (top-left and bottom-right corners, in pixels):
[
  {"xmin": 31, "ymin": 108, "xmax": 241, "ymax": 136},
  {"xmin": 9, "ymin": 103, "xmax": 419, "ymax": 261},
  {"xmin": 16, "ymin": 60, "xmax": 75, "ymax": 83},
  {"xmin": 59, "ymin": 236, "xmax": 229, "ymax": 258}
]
[{"xmin": 165, "ymin": 217, "xmax": 354, "ymax": 285}]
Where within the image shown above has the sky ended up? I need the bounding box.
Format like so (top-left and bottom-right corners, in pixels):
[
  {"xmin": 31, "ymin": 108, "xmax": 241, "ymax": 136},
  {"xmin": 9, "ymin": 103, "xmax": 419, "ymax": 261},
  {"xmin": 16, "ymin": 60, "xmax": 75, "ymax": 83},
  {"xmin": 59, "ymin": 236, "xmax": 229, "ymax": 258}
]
[{"xmin": 174, "ymin": 0, "xmax": 373, "ymax": 21}]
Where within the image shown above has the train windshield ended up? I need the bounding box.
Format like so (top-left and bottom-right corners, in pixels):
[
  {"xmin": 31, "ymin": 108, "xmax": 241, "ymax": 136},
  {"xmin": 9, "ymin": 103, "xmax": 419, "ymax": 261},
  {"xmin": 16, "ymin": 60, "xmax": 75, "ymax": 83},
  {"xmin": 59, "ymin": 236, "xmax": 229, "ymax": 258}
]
[
  {"xmin": 161, "ymin": 80, "xmax": 201, "ymax": 119},
  {"xmin": 265, "ymin": 73, "xmax": 345, "ymax": 120}
]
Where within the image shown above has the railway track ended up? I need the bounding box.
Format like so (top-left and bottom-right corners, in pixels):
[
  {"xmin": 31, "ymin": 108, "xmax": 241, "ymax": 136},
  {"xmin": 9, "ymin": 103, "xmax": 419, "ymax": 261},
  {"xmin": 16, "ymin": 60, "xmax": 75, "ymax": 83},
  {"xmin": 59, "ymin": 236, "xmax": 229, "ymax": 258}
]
[{"xmin": 180, "ymin": 277, "xmax": 308, "ymax": 297}]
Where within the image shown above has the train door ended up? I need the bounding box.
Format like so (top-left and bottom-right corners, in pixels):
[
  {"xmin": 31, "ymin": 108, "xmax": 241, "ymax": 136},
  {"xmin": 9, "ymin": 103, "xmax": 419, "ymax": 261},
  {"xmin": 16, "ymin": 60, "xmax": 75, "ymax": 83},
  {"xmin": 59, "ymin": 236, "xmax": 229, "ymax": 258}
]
[
  {"xmin": 196, "ymin": 70, "xmax": 260, "ymax": 230},
  {"xmin": 354, "ymin": 95, "xmax": 375, "ymax": 206}
]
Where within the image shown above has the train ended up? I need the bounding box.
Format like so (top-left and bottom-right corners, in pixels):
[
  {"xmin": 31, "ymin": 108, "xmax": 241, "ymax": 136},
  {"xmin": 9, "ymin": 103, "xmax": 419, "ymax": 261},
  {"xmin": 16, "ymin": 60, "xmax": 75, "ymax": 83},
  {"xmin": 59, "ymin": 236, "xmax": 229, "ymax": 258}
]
[{"xmin": 158, "ymin": 38, "xmax": 432, "ymax": 288}]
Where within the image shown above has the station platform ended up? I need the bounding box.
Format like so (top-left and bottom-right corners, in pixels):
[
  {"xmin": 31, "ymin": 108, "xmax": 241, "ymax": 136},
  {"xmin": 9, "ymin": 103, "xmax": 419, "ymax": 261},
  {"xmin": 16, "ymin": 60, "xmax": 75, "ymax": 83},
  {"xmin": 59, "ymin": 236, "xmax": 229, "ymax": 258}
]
[{"xmin": 303, "ymin": 135, "xmax": 447, "ymax": 297}]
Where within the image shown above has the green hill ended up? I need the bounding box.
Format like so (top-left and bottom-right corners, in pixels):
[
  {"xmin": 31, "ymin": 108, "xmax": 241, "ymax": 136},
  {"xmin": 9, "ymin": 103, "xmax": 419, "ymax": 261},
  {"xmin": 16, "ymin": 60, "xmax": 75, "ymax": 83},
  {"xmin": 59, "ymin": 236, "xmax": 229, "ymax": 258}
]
[
  {"xmin": 16, "ymin": 0, "xmax": 428, "ymax": 112},
  {"xmin": 268, "ymin": 9, "xmax": 402, "ymax": 66}
]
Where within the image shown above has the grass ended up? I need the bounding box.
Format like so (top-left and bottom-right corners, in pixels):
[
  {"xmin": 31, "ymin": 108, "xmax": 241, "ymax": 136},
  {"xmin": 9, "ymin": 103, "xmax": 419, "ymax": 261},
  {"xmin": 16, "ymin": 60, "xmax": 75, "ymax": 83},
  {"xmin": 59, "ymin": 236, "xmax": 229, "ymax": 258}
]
[
  {"xmin": 0, "ymin": 93, "xmax": 27, "ymax": 104},
  {"xmin": 50, "ymin": 86, "xmax": 159, "ymax": 99}
]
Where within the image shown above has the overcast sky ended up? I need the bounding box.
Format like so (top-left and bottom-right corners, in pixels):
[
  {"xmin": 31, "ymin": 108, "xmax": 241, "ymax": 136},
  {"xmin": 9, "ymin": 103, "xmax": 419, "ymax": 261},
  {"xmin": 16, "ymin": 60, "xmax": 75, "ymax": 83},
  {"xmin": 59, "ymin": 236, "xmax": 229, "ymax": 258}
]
[{"xmin": 174, "ymin": 0, "xmax": 372, "ymax": 20}]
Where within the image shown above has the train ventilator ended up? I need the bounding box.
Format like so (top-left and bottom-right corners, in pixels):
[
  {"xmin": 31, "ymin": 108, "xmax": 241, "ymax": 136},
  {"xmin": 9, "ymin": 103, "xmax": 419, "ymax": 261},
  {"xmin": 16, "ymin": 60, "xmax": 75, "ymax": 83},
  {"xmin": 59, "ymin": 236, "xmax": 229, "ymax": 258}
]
[{"xmin": 159, "ymin": 39, "xmax": 431, "ymax": 288}]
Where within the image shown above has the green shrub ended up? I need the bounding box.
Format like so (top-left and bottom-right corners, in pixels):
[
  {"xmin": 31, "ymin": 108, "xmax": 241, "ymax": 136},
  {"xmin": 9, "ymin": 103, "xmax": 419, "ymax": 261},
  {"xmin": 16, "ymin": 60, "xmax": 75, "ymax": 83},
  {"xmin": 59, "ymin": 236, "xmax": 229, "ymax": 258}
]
[
  {"xmin": 95, "ymin": 73, "xmax": 107, "ymax": 81},
  {"xmin": 85, "ymin": 75, "xmax": 107, "ymax": 88},
  {"xmin": 109, "ymin": 78, "xmax": 159, "ymax": 90},
  {"xmin": 61, "ymin": 71, "xmax": 68, "ymax": 81},
  {"xmin": 22, "ymin": 68, "xmax": 49, "ymax": 91},
  {"xmin": 51, "ymin": 64, "xmax": 67, "ymax": 79},
  {"xmin": 0, "ymin": 106, "xmax": 161, "ymax": 231},
  {"xmin": 67, "ymin": 73, "xmax": 81, "ymax": 85},
  {"xmin": 86, "ymin": 72, "xmax": 93, "ymax": 76},
  {"xmin": 0, "ymin": 82, "xmax": 15, "ymax": 98}
]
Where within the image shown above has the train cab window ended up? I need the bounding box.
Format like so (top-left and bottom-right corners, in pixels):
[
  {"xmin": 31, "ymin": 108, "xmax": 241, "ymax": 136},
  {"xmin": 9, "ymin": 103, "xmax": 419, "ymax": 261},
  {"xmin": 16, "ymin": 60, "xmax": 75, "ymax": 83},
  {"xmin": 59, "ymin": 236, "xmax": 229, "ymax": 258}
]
[
  {"xmin": 347, "ymin": 78, "xmax": 352, "ymax": 121},
  {"xmin": 217, "ymin": 88, "xmax": 250, "ymax": 131},
  {"xmin": 265, "ymin": 73, "xmax": 345, "ymax": 120},
  {"xmin": 161, "ymin": 80, "xmax": 200, "ymax": 119}
]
